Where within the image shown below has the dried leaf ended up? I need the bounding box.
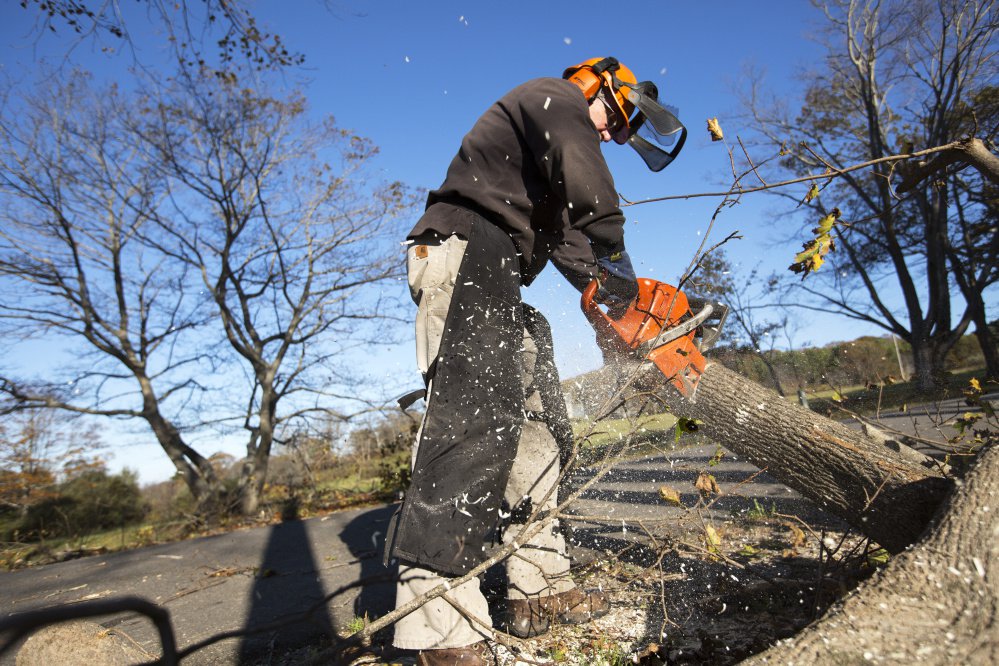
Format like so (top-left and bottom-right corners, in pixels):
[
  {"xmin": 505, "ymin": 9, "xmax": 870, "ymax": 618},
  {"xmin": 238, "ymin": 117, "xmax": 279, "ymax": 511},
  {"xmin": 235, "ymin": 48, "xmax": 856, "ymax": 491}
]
[
  {"xmin": 658, "ymin": 485, "xmax": 683, "ymax": 506},
  {"xmin": 633, "ymin": 643, "xmax": 662, "ymax": 664},
  {"xmin": 704, "ymin": 525, "xmax": 722, "ymax": 552},
  {"xmin": 706, "ymin": 117, "xmax": 724, "ymax": 141},
  {"xmin": 787, "ymin": 523, "xmax": 806, "ymax": 548},
  {"xmin": 695, "ymin": 472, "xmax": 721, "ymax": 495}
]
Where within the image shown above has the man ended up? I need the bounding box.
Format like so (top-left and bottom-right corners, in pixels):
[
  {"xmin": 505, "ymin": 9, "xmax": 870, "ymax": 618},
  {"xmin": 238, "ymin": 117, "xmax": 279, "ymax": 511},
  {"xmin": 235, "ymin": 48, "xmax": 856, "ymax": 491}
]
[{"xmin": 384, "ymin": 57, "xmax": 686, "ymax": 665}]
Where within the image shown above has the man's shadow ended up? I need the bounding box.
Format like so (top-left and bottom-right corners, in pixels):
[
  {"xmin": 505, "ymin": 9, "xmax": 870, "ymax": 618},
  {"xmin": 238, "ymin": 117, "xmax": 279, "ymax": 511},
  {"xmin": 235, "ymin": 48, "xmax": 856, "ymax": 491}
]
[
  {"xmin": 339, "ymin": 504, "xmax": 399, "ymax": 642},
  {"xmin": 237, "ymin": 497, "xmax": 336, "ymax": 662}
]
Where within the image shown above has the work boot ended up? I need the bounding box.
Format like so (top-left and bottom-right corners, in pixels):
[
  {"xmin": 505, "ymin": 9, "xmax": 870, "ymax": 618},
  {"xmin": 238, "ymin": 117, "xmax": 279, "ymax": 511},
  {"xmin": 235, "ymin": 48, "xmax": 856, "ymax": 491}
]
[
  {"xmin": 542, "ymin": 587, "xmax": 611, "ymax": 624},
  {"xmin": 503, "ymin": 588, "xmax": 610, "ymax": 638},
  {"xmin": 503, "ymin": 597, "xmax": 551, "ymax": 638},
  {"xmin": 416, "ymin": 640, "xmax": 494, "ymax": 666}
]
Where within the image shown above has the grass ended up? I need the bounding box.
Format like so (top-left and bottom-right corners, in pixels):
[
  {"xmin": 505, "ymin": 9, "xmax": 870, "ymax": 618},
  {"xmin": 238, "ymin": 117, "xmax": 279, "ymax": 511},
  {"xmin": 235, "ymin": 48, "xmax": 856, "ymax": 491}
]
[
  {"xmin": 345, "ymin": 614, "xmax": 367, "ymax": 635},
  {"xmin": 0, "ymin": 520, "xmax": 189, "ymax": 570},
  {"xmin": 573, "ymin": 412, "xmax": 678, "ymax": 448},
  {"xmin": 746, "ymin": 498, "xmax": 778, "ymax": 522},
  {"xmin": 806, "ymin": 366, "xmax": 988, "ymax": 416}
]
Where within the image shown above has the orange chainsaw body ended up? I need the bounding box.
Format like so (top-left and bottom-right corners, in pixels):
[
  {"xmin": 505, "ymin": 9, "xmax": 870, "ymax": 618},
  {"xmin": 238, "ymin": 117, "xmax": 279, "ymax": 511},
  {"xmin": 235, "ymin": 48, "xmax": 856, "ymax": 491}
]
[{"xmin": 582, "ymin": 278, "xmax": 707, "ymax": 398}]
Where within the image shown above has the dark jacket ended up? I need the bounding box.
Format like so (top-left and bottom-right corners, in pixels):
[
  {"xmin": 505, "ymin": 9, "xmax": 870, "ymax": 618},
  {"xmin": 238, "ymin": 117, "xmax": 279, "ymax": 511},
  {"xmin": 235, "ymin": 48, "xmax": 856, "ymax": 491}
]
[{"xmin": 409, "ymin": 77, "xmax": 626, "ymax": 287}]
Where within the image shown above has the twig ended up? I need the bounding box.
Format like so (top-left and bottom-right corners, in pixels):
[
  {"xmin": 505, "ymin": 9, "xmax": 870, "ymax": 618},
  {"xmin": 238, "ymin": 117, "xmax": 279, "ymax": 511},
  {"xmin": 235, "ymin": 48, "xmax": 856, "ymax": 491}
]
[
  {"xmin": 739, "ymin": 136, "xmax": 767, "ymax": 186},
  {"xmin": 621, "ymin": 141, "xmax": 964, "ymax": 207},
  {"xmin": 861, "ymin": 471, "xmax": 894, "ymax": 513}
]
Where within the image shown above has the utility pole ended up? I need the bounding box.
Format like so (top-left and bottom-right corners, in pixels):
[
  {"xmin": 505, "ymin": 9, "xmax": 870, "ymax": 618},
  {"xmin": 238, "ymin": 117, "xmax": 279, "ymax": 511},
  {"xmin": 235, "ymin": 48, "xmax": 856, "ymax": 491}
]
[{"xmin": 891, "ymin": 334, "xmax": 909, "ymax": 381}]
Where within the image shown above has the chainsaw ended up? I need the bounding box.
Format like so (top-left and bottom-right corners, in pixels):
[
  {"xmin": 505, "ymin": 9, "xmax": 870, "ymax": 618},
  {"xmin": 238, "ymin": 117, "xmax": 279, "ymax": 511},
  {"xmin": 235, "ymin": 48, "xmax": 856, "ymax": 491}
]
[{"xmin": 581, "ymin": 278, "xmax": 728, "ymax": 400}]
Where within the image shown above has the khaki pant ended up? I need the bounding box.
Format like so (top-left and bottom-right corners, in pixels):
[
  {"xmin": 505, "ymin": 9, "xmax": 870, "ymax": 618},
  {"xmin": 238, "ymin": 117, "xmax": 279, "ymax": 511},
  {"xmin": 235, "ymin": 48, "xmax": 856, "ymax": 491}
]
[{"xmin": 393, "ymin": 235, "xmax": 575, "ymax": 650}]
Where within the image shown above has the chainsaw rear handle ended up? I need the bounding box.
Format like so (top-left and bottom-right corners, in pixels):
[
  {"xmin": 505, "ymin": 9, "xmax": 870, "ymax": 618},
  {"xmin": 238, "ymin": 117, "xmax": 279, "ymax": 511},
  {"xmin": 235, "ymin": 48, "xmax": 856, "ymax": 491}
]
[
  {"xmin": 581, "ymin": 277, "xmax": 715, "ymax": 400},
  {"xmin": 581, "ymin": 277, "xmax": 696, "ymax": 348}
]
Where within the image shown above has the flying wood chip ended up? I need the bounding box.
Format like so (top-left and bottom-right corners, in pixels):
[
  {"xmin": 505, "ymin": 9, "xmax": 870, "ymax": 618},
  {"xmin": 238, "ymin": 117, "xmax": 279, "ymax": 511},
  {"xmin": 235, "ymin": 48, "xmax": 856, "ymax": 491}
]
[{"xmin": 706, "ymin": 117, "xmax": 724, "ymax": 141}]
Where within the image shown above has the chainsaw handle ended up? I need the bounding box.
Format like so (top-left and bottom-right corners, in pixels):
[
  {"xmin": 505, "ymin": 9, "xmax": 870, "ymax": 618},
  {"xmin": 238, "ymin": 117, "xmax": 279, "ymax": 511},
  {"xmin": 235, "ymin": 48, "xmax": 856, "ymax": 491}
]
[
  {"xmin": 580, "ymin": 279, "xmax": 631, "ymax": 355},
  {"xmin": 581, "ymin": 278, "xmax": 600, "ymax": 313}
]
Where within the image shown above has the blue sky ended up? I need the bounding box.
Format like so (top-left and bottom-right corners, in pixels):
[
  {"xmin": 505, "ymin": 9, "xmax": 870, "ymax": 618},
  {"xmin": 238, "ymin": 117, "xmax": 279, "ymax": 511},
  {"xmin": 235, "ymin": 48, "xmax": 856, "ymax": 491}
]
[{"xmin": 1, "ymin": 1, "xmax": 914, "ymax": 482}]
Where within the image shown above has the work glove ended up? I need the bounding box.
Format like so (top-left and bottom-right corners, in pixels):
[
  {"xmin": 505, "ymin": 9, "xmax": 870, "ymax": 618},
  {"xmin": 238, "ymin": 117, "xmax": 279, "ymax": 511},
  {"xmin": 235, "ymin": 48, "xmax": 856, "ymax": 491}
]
[{"xmin": 595, "ymin": 249, "xmax": 639, "ymax": 319}]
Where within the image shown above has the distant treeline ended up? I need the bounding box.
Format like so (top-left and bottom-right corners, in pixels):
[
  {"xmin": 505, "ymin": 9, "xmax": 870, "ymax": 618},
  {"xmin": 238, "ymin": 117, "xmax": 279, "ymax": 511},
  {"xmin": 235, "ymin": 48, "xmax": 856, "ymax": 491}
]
[{"xmin": 713, "ymin": 332, "xmax": 989, "ymax": 395}]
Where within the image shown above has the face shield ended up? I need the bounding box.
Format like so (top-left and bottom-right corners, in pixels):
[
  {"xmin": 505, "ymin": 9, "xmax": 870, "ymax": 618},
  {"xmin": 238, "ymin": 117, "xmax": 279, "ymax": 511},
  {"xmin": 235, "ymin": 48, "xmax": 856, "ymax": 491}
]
[{"xmin": 617, "ymin": 80, "xmax": 687, "ymax": 172}]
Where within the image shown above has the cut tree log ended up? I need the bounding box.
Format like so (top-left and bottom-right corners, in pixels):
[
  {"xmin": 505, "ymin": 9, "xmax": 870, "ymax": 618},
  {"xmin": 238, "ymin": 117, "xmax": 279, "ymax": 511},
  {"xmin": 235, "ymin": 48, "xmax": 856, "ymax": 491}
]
[
  {"xmin": 629, "ymin": 361, "xmax": 952, "ymax": 552},
  {"xmin": 742, "ymin": 443, "xmax": 998, "ymax": 665}
]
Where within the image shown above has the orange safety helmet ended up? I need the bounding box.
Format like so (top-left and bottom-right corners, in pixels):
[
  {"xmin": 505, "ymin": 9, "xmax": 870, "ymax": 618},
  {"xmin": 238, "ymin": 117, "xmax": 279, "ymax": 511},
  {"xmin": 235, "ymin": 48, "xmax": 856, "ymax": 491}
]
[
  {"xmin": 563, "ymin": 57, "xmax": 638, "ymax": 144},
  {"xmin": 563, "ymin": 56, "xmax": 688, "ymax": 172}
]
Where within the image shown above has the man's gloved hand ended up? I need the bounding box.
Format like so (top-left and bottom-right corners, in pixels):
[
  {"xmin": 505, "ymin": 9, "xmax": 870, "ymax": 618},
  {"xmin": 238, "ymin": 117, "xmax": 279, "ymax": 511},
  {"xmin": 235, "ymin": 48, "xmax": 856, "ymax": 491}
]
[{"xmin": 595, "ymin": 249, "xmax": 639, "ymax": 319}]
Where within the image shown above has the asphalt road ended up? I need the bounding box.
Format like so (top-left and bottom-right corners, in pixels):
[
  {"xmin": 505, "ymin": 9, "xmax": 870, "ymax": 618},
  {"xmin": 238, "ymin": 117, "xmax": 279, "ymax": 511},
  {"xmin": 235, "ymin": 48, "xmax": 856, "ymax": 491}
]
[
  {"xmin": 0, "ymin": 504, "xmax": 398, "ymax": 664},
  {"xmin": 0, "ymin": 396, "xmax": 992, "ymax": 664}
]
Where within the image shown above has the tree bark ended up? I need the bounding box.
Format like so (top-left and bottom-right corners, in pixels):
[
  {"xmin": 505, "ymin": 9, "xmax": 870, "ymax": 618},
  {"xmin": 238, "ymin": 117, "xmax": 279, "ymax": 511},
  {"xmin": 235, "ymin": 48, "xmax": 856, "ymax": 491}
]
[
  {"xmin": 633, "ymin": 361, "xmax": 951, "ymax": 552},
  {"xmin": 743, "ymin": 444, "xmax": 998, "ymax": 665},
  {"xmin": 972, "ymin": 317, "xmax": 999, "ymax": 381}
]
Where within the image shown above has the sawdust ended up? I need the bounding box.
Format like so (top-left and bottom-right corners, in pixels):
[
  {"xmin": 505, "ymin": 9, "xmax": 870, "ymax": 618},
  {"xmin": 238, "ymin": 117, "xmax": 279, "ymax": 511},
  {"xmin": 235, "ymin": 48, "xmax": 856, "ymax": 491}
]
[{"xmin": 290, "ymin": 514, "xmax": 875, "ymax": 666}]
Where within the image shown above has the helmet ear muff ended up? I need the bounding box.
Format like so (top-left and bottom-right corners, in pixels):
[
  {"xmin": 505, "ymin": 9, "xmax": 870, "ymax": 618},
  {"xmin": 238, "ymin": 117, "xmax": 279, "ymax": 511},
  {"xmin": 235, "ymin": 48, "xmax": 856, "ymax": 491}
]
[
  {"xmin": 564, "ymin": 67, "xmax": 605, "ymax": 103},
  {"xmin": 563, "ymin": 56, "xmax": 620, "ymax": 103}
]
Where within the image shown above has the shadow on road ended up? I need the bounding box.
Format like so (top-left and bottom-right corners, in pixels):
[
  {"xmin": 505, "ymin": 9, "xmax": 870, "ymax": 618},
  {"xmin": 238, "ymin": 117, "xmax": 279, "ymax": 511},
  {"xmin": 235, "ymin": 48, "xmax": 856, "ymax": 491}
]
[
  {"xmin": 238, "ymin": 498, "xmax": 336, "ymax": 662},
  {"xmin": 339, "ymin": 504, "xmax": 398, "ymax": 641}
]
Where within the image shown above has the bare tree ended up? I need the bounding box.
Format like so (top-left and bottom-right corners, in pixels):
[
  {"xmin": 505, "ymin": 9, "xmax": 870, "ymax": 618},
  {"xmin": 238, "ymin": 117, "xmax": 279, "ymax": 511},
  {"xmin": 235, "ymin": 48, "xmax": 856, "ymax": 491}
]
[
  {"xmin": 745, "ymin": 0, "xmax": 999, "ymax": 389},
  {"xmin": 136, "ymin": 69, "xmax": 415, "ymax": 513},
  {"xmin": 0, "ymin": 69, "xmax": 415, "ymax": 515},
  {"xmin": 0, "ymin": 72, "xmax": 226, "ymax": 509},
  {"xmin": 17, "ymin": 0, "xmax": 305, "ymax": 74}
]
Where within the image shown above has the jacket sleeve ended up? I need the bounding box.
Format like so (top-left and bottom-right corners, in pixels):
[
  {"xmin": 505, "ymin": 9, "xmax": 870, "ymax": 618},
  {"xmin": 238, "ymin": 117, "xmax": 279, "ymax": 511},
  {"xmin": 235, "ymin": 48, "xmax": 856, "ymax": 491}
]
[
  {"xmin": 551, "ymin": 223, "xmax": 599, "ymax": 293},
  {"xmin": 511, "ymin": 79, "xmax": 627, "ymax": 256}
]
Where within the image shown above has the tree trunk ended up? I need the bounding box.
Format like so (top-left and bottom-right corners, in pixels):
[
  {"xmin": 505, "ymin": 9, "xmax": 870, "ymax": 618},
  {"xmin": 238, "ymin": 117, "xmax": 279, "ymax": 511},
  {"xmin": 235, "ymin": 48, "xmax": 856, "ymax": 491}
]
[
  {"xmin": 956, "ymin": 271, "xmax": 999, "ymax": 381},
  {"xmin": 140, "ymin": 392, "xmax": 222, "ymax": 514},
  {"xmin": 238, "ymin": 431, "xmax": 265, "ymax": 516},
  {"xmin": 909, "ymin": 339, "xmax": 940, "ymax": 392},
  {"xmin": 632, "ymin": 361, "xmax": 951, "ymax": 552},
  {"xmin": 238, "ymin": 393, "xmax": 277, "ymax": 516},
  {"xmin": 743, "ymin": 444, "xmax": 998, "ymax": 665},
  {"xmin": 973, "ymin": 319, "xmax": 999, "ymax": 381},
  {"xmin": 760, "ymin": 352, "xmax": 786, "ymax": 397}
]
